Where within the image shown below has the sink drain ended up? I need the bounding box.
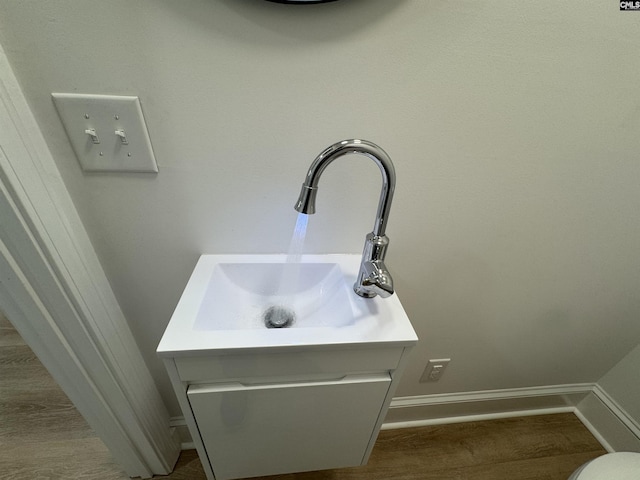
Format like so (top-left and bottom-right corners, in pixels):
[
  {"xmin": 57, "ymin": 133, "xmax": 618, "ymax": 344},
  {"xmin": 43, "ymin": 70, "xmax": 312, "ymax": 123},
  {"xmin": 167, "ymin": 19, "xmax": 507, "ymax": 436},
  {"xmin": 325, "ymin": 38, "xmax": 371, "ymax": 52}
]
[{"xmin": 263, "ymin": 306, "xmax": 295, "ymax": 329}]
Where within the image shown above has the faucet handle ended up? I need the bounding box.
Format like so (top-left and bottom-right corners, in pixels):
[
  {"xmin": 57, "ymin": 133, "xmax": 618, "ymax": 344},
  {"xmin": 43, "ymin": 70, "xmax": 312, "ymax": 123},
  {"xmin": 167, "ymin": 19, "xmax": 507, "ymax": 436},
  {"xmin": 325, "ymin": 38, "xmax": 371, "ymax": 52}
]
[{"xmin": 359, "ymin": 260, "xmax": 394, "ymax": 298}]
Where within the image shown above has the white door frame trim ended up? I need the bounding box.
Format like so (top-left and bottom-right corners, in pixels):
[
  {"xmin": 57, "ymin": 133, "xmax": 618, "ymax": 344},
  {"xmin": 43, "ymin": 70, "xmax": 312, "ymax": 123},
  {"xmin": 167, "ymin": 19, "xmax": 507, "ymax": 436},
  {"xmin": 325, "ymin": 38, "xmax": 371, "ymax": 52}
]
[{"xmin": 0, "ymin": 44, "xmax": 180, "ymax": 477}]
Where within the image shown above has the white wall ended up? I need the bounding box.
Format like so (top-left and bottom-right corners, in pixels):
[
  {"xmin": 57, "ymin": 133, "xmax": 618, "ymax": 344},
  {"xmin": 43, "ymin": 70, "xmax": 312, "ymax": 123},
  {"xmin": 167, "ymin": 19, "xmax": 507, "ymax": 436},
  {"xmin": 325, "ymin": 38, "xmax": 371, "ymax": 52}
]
[{"xmin": 1, "ymin": 0, "xmax": 639, "ymax": 416}]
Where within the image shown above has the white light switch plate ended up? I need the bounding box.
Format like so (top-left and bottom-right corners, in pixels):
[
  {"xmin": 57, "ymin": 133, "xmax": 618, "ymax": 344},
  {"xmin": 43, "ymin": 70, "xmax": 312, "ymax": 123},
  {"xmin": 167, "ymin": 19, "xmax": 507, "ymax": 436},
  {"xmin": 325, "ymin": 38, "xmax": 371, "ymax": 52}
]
[{"xmin": 52, "ymin": 93, "xmax": 158, "ymax": 173}]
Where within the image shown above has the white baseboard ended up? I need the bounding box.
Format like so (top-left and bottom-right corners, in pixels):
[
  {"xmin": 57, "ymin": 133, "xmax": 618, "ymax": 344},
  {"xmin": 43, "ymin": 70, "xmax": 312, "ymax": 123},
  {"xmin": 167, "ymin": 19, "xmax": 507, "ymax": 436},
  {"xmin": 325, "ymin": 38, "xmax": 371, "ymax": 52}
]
[
  {"xmin": 170, "ymin": 383, "xmax": 640, "ymax": 453},
  {"xmin": 169, "ymin": 417, "xmax": 195, "ymax": 450},
  {"xmin": 383, "ymin": 383, "xmax": 594, "ymax": 428},
  {"xmin": 576, "ymin": 385, "xmax": 640, "ymax": 453},
  {"xmin": 381, "ymin": 406, "xmax": 578, "ymax": 430}
]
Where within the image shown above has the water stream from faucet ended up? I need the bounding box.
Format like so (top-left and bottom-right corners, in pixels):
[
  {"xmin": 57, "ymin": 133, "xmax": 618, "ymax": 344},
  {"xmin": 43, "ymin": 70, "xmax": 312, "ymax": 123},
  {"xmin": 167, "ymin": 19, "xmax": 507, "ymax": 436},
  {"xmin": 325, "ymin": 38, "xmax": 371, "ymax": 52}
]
[
  {"xmin": 264, "ymin": 213, "xmax": 309, "ymax": 328},
  {"xmin": 280, "ymin": 212, "xmax": 309, "ymax": 297},
  {"xmin": 286, "ymin": 212, "xmax": 309, "ymax": 264}
]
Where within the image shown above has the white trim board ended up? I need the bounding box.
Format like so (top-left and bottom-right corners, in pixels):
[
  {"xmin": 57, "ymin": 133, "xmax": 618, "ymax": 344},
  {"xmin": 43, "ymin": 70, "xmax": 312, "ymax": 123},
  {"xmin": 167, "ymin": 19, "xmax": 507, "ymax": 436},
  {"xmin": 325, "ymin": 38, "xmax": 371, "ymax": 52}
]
[
  {"xmin": 0, "ymin": 43, "xmax": 180, "ymax": 477},
  {"xmin": 383, "ymin": 383, "xmax": 594, "ymax": 427},
  {"xmin": 169, "ymin": 417, "xmax": 196, "ymax": 450},
  {"xmin": 577, "ymin": 385, "xmax": 640, "ymax": 453},
  {"xmin": 382, "ymin": 383, "xmax": 640, "ymax": 454}
]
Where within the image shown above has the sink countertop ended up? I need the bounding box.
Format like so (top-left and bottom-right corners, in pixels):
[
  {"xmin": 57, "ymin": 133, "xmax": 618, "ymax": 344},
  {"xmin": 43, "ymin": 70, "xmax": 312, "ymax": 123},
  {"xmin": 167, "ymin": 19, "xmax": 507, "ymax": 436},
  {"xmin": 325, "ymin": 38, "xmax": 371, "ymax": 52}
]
[{"xmin": 157, "ymin": 254, "xmax": 418, "ymax": 357}]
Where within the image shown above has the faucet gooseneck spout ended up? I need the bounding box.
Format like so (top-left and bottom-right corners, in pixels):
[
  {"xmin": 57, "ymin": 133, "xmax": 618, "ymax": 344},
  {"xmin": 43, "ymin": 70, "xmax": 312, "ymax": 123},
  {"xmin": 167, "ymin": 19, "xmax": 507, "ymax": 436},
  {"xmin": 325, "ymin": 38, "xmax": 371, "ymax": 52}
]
[{"xmin": 294, "ymin": 139, "xmax": 396, "ymax": 298}]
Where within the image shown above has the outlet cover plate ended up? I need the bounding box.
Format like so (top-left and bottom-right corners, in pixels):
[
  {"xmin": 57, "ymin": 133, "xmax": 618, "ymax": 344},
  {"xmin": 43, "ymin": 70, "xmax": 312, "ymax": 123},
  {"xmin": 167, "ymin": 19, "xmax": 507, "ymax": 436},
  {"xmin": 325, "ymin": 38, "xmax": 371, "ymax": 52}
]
[
  {"xmin": 52, "ymin": 93, "xmax": 158, "ymax": 173},
  {"xmin": 420, "ymin": 358, "xmax": 451, "ymax": 383}
]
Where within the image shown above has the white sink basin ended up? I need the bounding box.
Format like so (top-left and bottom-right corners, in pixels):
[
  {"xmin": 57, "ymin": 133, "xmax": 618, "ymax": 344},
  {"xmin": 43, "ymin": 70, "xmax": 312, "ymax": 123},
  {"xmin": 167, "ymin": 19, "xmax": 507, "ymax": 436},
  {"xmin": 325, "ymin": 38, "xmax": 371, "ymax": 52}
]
[
  {"xmin": 157, "ymin": 254, "xmax": 417, "ymax": 354},
  {"xmin": 194, "ymin": 261, "xmax": 354, "ymax": 330}
]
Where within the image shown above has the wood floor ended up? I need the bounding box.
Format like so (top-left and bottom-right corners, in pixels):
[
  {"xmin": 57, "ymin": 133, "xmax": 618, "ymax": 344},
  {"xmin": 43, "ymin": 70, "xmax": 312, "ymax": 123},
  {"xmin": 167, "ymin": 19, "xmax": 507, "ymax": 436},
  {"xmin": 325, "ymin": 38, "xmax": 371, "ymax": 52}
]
[
  {"xmin": 0, "ymin": 313, "xmax": 128, "ymax": 479},
  {"xmin": 1, "ymin": 313, "xmax": 606, "ymax": 480}
]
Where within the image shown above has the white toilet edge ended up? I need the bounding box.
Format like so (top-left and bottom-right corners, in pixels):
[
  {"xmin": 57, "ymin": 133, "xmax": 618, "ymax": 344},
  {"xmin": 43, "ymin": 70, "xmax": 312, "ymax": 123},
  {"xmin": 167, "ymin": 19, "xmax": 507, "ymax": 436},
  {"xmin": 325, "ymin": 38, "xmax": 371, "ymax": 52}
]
[{"xmin": 568, "ymin": 452, "xmax": 640, "ymax": 479}]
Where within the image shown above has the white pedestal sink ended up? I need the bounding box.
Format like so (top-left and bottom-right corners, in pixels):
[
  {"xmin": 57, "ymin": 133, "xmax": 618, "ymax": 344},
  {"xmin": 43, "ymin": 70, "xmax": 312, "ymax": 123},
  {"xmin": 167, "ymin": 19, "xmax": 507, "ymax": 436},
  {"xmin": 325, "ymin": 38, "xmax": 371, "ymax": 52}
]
[{"xmin": 158, "ymin": 254, "xmax": 417, "ymax": 480}]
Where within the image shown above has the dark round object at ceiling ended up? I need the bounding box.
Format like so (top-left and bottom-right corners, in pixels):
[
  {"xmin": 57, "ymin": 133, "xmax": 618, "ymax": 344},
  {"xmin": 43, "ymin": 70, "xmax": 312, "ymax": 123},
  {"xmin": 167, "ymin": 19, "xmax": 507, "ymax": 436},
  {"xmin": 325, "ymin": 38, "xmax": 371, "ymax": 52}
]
[{"xmin": 265, "ymin": 0, "xmax": 340, "ymax": 4}]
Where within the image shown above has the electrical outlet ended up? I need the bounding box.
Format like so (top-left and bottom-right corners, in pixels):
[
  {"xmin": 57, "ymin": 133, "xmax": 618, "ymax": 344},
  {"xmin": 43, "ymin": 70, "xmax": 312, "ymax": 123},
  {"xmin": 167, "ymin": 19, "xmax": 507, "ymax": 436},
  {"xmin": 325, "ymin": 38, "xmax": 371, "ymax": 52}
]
[{"xmin": 420, "ymin": 358, "xmax": 450, "ymax": 383}]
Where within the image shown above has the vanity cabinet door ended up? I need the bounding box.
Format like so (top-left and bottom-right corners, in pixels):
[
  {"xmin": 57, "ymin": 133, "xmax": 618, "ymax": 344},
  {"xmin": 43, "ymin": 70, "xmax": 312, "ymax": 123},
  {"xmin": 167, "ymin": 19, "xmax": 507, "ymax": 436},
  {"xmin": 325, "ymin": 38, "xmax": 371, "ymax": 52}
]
[{"xmin": 187, "ymin": 374, "xmax": 391, "ymax": 480}]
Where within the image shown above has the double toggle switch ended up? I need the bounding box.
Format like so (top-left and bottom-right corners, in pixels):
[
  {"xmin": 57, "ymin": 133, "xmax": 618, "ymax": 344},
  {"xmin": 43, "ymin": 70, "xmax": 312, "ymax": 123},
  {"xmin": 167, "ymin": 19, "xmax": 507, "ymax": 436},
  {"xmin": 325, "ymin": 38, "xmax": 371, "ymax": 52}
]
[
  {"xmin": 83, "ymin": 127, "xmax": 129, "ymax": 145},
  {"xmin": 52, "ymin": 93, "xmax": 158, "ymax": 173}
]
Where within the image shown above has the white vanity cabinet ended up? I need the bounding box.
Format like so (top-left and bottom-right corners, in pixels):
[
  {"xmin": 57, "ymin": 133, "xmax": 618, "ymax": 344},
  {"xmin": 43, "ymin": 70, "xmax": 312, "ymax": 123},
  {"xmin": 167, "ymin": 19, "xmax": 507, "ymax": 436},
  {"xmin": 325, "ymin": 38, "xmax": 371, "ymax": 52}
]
[
  {"xmin": 162, "ymin": 345, "xmax": 413, "ymax": 480},
  {"xmin": 189, "ymin": 374, "xmax": 390, "ymax": 480},
  {"xmin": 157, "ymin": 254, "xmax": 418, "ymax": 480}
]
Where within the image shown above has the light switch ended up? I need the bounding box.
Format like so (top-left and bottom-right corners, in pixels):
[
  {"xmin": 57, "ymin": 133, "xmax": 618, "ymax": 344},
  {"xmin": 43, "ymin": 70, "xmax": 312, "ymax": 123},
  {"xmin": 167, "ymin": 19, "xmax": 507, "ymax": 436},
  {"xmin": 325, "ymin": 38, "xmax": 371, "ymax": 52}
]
[{"xmin": 52, "ymin": 93, "xmax": 158, "ymax": 173}]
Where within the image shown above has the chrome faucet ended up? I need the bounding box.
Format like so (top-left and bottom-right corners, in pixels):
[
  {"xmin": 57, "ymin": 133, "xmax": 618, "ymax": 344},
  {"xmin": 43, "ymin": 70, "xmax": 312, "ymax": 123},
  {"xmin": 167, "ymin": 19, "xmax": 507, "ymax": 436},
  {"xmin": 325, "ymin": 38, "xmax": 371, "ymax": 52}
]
[{"xmin": 294, "ymin": 139, "xmax": 396, "ymax": 298}]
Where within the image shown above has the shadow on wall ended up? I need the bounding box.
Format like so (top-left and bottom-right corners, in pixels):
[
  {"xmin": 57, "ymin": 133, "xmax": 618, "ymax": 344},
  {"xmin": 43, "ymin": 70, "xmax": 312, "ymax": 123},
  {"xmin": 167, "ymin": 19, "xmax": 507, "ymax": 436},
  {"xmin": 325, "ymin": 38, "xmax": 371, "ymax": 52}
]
[{"xmin": 156, "ymin": 0, "xmax": 410, "ymax": 43}]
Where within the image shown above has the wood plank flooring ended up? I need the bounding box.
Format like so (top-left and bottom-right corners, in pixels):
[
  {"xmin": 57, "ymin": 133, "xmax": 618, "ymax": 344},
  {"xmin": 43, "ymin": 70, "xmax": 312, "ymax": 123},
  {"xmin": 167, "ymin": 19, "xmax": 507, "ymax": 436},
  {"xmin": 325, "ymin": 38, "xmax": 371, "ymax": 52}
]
[
  {"xmin": 0, "ymin": 313, "xmax": 128, "ymax": 480},
  {"xmin": 252, "ymin": 414, "xmax": 606, "ymax": 480},
  {"xmin": 1, "ymin": 312, "xmax": 606, "ymax": 479}
]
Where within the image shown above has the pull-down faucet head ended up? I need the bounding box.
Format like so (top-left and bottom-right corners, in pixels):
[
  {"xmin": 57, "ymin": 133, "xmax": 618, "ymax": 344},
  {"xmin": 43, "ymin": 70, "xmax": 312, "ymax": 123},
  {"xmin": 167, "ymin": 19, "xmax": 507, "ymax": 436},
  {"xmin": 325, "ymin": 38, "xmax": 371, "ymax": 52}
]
[
  {"xmin": 294, "ymin": 184, "xmax": 318, "ymax": 215},
  {"xmin": 294, "ymin": 139, "xmax": 396, "ymax": 298}
]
